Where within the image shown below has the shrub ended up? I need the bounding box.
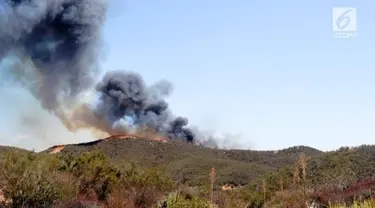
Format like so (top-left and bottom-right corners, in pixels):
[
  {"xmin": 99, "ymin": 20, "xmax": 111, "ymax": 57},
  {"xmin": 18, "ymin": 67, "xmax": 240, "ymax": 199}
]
[
  {"xmin": 264, "ymin": 190, "xmax": 310, "ymax": 208},
  {"xmin": 59, "ymin": 151, "xmax": 121, "ymax": 201},
  {"xmin": 329, "ymin": 199, "xmax": 375, "ymax": 208},
  {"xmin": 0, "ymin": 151, "xmax": 75, "ymax": 208},
  {"xmin": 106, "ymin": 166, "xmax": 175, "ymax": 208},
  {"xmin": 163, "ymin": 191, "xmax": 210, "ymax": 208}
]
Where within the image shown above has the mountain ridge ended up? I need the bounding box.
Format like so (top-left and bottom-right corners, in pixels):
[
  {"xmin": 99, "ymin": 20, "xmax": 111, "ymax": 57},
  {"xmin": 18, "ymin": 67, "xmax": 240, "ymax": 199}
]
[
  {"xmin": 2, "ymin": 136, "xmax": 374, "ymax": 188},
  {"xmin": 36, "ymin": 136, "xmax": 336, "ymax": 186}
]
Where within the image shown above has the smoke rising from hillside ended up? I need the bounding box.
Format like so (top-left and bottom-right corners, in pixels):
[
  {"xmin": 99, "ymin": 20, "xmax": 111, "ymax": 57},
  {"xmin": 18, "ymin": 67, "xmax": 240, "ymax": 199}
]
[
  {"xmin": 0, "ymin": 0, "xmax": 198, "ymax": 144},
  {"xmin": 94, "ymin": 71, "xmax": 195, "ymax": 141}
]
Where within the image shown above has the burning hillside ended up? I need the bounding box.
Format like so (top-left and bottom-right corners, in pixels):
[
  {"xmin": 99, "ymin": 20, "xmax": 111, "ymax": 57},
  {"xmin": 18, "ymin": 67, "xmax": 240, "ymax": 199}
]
[
  {"xmin": 48, "ymin": 134, "xmax": 168, "ymax": 154},
  {"xmin": 0, "ymin": 0, "xmax": 200, "ymax": 146}
]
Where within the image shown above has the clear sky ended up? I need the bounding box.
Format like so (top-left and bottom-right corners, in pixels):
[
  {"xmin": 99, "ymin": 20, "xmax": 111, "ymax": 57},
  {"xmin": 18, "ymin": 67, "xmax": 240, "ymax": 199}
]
[
  {"xmin": 1, "ymin": 0, "xmax": 375, "ymax": 151},
  {"xmin": 99, "ymin": 0, "xmax": 375, "ymax": 151}
]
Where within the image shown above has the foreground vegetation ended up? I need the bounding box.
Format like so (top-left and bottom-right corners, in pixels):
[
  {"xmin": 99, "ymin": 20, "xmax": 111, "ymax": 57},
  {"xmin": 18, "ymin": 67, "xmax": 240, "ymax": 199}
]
[{"xmin": 0, "ymin": 139, "xmax": 374, "ymax": 207}]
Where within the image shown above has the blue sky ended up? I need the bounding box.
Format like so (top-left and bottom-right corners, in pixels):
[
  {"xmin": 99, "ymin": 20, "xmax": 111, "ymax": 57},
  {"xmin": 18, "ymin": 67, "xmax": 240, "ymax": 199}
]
[
  {"xmin": 1, "ymin": 0, "xmax": 374, "ymax": 151},
  {"xmin": 101, "ymin": 0, "xmax": 375, "ymax": 151}
]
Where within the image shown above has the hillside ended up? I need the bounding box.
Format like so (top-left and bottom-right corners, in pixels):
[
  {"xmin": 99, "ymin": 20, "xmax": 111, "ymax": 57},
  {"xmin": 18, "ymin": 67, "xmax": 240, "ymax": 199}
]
[
  {"xmin": 41, "ymin": 136, "xmax": 371, "ymax": 188},
  {"xmin": 0, "ymin": 137, "xmax": 374, "ymax": 207},
  {"xmin": 1, "ymin": 135, "xmax": 372, "ymax": 189},
  {"xmin": 0, "ymin": 146, "xmax": 29, "ymax": 154}
]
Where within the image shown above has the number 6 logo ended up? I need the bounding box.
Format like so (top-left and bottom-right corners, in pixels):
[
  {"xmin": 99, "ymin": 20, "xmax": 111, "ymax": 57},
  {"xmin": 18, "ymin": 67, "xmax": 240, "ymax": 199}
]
[{"xmin": 336, "ymin": 9, "xmax": 352, "ymax": 29}]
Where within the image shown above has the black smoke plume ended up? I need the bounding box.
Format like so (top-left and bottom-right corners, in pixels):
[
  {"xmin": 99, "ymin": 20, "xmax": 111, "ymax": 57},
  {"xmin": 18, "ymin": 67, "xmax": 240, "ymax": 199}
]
[
  {"xmin": 0, "ymin": 0, "xmax": 197, "ymax": 142},
  {"xmin": 94, "ymin": 71, "xmax": 195, "ymax": 142}
]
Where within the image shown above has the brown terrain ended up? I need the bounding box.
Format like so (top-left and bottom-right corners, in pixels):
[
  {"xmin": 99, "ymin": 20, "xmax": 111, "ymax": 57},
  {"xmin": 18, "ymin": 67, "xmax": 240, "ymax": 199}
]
[{"xmin": 48, "ymin": 133, "xmax": 168, "ymax": 154}]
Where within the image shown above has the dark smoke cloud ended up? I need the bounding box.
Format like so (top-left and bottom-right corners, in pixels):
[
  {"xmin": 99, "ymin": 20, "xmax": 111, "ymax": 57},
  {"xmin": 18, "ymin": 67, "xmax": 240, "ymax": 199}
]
[
  {"xmin": 0, "ymin": 0, "xmax": 198, "ymax": 143},
  {"xmin": 94, "ymin": 71, "xmax": 195, "ymax": 142},
  {"xmin": 0, "ymin": 0, "xmax": 108, "ymax": 109}
]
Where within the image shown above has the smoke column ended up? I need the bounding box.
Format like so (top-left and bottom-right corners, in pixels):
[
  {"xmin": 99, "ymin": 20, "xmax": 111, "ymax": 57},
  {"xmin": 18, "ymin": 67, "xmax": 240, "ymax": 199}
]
[
  {"xmin": 0, "ymin": 0, "xmax": 107, "ymax": 108},
  {"xmin": 93, "ymin": 71, "xmax": 195, "ymax": 141},
  {"xmin": 0, "ymin": 0, "xmax": 196, "ymax": 144}
]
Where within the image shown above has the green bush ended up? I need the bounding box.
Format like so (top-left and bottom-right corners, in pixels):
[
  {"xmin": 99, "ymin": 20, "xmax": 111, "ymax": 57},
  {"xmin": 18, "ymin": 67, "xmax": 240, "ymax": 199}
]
[
  {"xmin": 0, "ymin": 151, "xmax": 75, "ymax": 208},
  {"xmin": 163, "ymin": 191, "xmax": 210, "ymax": 208},
  {"xmin": 109, "ymin": 166, "xmax": 175, "ymax": 208},
  {"xmin": 58, "ymin": 150, "xmax": 121, "ymax": 201},
  {"xmin": 329, "ymin": 199, "xmax": 375, "ymax": 208}
]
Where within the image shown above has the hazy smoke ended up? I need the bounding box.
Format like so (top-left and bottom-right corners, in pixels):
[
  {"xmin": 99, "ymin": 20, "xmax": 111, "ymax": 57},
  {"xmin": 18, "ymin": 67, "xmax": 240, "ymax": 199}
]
[
  {"xmin": 0, "ymin": 0, "xmax": 107, "ymax": 109},
  {"xmin": 0, "ymin": 0, "xmax": 197, "ymax": 143}
]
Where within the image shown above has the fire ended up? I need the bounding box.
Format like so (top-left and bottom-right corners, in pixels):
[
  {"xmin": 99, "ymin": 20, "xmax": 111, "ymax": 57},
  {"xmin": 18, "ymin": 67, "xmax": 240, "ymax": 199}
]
[
  {"xmin": 48, "ymin": 132, "xmax": 168, "ymax": 154},
  {"xmin": 101, "ymin": 132, "xmax": 168, "ymax": 143},
  {"xmin": 50, "ymin": 145, "xmax": 65, "ymax": 154}
]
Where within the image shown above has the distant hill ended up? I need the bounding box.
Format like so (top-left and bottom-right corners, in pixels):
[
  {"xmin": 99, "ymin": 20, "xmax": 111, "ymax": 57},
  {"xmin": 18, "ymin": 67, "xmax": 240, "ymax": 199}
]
[
  {"xmin": 0, "ymin": 145, "xmax": 29, "ymax": 154},
  {"xmin": 43, "ymin": 136, "xmax": 325, "ymax": 186},
  {"xmin": 3, "ymin": 136, "xmax": 373, "ymax": 190}
]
